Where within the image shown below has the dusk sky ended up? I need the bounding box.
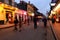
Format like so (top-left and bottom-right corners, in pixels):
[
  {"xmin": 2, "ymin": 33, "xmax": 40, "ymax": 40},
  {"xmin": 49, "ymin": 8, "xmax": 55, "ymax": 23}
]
[{"xmin": 15, "ymin": 0, "xmax": 51, "ymax": 16}]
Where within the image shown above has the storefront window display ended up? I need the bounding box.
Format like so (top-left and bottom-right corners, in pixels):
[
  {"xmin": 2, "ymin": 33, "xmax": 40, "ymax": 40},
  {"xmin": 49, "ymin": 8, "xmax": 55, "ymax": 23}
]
[
  {"xmin": 0, "ymin": 2, "xmax": 17, "ymax": 24},
  {"xmin": 6, "ymin": 11, "xmax": 13, "ymax": 23},
  {"xmin": 15, "ymin": 9, "xmax": 27, "ymax": 24}
]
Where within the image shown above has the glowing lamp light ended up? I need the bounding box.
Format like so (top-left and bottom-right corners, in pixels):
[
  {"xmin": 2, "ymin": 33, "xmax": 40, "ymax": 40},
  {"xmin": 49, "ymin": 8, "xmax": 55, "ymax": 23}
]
[
  {"xmin": 51, "ymin": 3, "xmax": 56, "ymax": 6},
  {"xmin": 32, "ymin": 13, "xmax": 34, "ymax": 16},
  {"xmin": 54, "ymin": 3, "xmax": 60, "ymax": 11},
  {"xmin": 51, "ymin": 11, "xmax": 56, "ymax": 14},
  {"xmin": 24, "ymin": 12, "xmax": 26, "ymax": 15}
]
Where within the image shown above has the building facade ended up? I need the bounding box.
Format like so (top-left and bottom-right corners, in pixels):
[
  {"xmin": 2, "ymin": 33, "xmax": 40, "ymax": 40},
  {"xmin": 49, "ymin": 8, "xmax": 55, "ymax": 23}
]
[
  {"xmin": 27, "ymin": 1, "xmax": 38, "ymax": 16},
  {"xmin": 4, "ymin": 0, "xmax": 15, "ymax": 6},
  {"xmin": 0, "ymin": 0, "xmax": 16, "ymax": 24},
  {"xmin": 27, "ymin": 1, "xmax": 38, "ymax": 21},
  {"xmin": 0, "ymin": 0, "xmax": 15, "ymax": 6},
  {"xmin": 49, "ymin": 0, "xmax": 60, "ymax": 22},
  {"xmin": 0, "ymin": 0, "xmax": 4, "ymax": 3},
  {"xmin": 17, "ymin": 1, "xmax": 27, "ymax": 11}
]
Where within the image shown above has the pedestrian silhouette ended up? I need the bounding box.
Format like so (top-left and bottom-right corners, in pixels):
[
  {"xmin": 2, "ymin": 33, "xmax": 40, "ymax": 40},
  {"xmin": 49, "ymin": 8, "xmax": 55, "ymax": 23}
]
[
  {"xmin": 6, "ymin": 13, "xmax": 9, "ymax": 23},
  {"xmin": 19, "ymin": 15, "xmax": 22, "ymax": 32},
  {"xmin": 51, "ymin": 17, "xmax": 55, "ymax": 24},
  {"xmin": 33, "ymin": 14, "xmax": 37, "ymax": 29},
  {"xmin": 43, "ymin": 17, "xmax": 47, "ymax": 27},
  {"xmin": 14, "ymin": 14, "xmax": 18, "ymax": 31},
  {"xmin": 27, "ymin": 16, "xmax": 30, "ymax": 25}
]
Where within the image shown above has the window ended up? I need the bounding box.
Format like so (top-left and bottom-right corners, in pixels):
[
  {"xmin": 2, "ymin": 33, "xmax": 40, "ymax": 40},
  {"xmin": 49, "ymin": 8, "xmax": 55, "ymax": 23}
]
[
  {"xmin": 0, "ymin": 0, "xmax": 4, "ymax": 3},
  {"xmin": 9, "ymin": 0, "xmax": 12, "ymax": 5}
]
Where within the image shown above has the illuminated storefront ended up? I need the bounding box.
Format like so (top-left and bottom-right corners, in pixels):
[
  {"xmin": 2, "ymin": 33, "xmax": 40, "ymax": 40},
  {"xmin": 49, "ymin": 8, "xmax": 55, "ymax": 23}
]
[
  {"xmin": 27, "ymin": 11, "xmax": 34, "ymax": 21},
  {"xmin": 4, "ymin": 5, "xmax": 15, "ymax": 23},
  {"xmin": 0, "ymin": 2, "xmax": 16, "ymax": 24},
  {"xmin": 0, "ymin": 3, "xmax": 5, "ymax": 24},
  {"xmin": 50, "ymin": 3, "xmax": 60, "ymax": 22},
  {"xmin": 15, "ymin": 9, "xmax": 27, "ymax": 22}
]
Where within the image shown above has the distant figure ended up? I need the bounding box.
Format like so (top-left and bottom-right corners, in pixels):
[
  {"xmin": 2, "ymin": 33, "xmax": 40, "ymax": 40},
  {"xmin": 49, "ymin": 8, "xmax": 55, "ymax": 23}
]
[
  {"xmin": 43, "ymin": 17, "xmax": 47, "ymax": 27},
  {"xmin": 27, "ymin": 16, "xmax": 30, "ymax": 25},
  {"xmin": 6, "ymin": 13, "xmax": 9, "ymax": 23},
  {"xmin": 27, "ymin": 14, "xmax": 30, "ymax": 25},
  {"xmin": 14, "ymin": 14, "xmax": 18, "ymax": 31},
  {"xmin": 33, "ymin": 15, "xmax": 37, "ymax": 29},
  {"xmin": 51, "ymin": 17, "xmax": 55, "ymax": 24},
  {"xmin": 19, "ymin": 15, "xmax": 22, "ymax": 32}
]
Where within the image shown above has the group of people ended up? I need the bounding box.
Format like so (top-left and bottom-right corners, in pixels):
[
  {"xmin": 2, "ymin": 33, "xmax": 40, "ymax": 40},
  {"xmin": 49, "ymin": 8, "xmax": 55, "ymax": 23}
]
[
  {"xmin": 33, "ymin": 15, "xmax": 47, "ymax": 29},
  {"xmin": 14, "ymin": 13, "xmax": 31, "ymax": 32},
  {"xmin": 14, "ymin": 13, "xmax": 22, "ymax": 32},
  {"xmin": 13, "ymin": 13, "xmax": 48, "ymax": 32}
]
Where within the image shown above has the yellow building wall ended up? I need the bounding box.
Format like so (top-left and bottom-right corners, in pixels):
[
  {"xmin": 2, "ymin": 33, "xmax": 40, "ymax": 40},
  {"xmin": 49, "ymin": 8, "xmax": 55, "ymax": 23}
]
[
  {"xmin": 4, "ymin": 9, "xmax": 15, "ymax": 23},
  {"xmin": 0, "ymin": 3, "xmax": 16, "ymax": 24},
  {"xmin": 11, "ymin": 10, "xmax": 15, "ymax": 22},
  {"xmin": 0, "ymin": 6, "xmax": 5, "ymax": 20}
]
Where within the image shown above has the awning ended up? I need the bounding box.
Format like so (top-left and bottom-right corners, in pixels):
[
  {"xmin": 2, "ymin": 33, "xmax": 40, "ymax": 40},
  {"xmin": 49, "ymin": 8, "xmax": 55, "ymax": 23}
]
[{"xmin": 15, "ymin": 9, "xmax": 27, "ymax": 15}]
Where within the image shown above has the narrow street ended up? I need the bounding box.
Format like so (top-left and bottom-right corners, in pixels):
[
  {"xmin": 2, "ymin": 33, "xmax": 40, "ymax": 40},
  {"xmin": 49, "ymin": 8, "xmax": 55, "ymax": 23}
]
[
  {"xmin": 0, "ymin": 21, "xmax": 55, "ymax": 40},
  {"xmin": 0, "ymin": 0, "xmax": 60, "ymax": 40}
]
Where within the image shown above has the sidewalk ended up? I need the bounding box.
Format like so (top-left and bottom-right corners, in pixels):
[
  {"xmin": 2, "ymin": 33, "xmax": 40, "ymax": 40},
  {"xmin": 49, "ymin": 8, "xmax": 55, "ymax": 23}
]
[
  {"xmin": 52, "ymin": 22, "xmax": 60, "ymax": 40},
  {"xmin": 49, "ymin": 20, "xmax": 59, "ymax": 40},
  {"xmin": 46, "ymin": 20, "xmax": 55, "ymax": 40},
  {"xmin": 0, "ymin": 23, "xmax": 14, "ymax": 29},
  {"xmin": 0, "ymin": 21, "xmax": 33, "ymax": 29}
]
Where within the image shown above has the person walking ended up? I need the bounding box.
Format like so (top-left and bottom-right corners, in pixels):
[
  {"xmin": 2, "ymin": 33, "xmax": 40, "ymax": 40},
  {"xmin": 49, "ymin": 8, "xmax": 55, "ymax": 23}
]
[
  {"xmin": 6, "ymin": 13, "xmax": 9, "ymax": 23},
  {"xmin": 27, "ymin": 16, "xmax": 30, "ymax": 25},
  {"xmin": 33, "ymin": 14, "xmax": 37, "ymax": 29},
  {"xmin": 51, "ymin": 17, "xmax": 55, "ymax": 24},
  {"xmin": 14, "ymin": 14, "xmax": 18, "ymax": 31},
  {"xmin": 19, "ymin": 15, "xmax": 22, "ymax": 32},
  {"xmin": 43, "ymin": 17, "xmax": 47, "ymax": 27}
]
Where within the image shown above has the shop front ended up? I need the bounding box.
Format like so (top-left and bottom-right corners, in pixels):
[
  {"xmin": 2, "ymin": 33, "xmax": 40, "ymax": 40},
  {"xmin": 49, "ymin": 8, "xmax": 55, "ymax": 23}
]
[
  {"xmin": 4, "ymin": 4, "xmax": 16, "ymax": 24},
  {"xmin": 27, "ymin": 11, "xmax": 34, "ymax": 21},
  {"xmin": 15, "ymin": 9, "xmax": 27, "ymax": 23},
  {"xmin": 0, "ymin": 3, "xmax": 16, "ymax": 24},
  {"xmin": 0, "ymin": 3, "xmax": 5, "ymax": 24},
  {"xmin": 50, "ymin": 3, "xmax": 60, "ymax": 22}
]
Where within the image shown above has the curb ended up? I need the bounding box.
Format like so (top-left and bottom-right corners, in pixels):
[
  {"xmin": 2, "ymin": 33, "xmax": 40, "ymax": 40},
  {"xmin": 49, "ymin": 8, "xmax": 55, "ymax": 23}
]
[
  {"xmin": 49, "ymin": 20, "xmax": 58, "ymax": 40},
  {"xmin": 0, "ymin": 24, "xmax": 14, "ymax": 29}
]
